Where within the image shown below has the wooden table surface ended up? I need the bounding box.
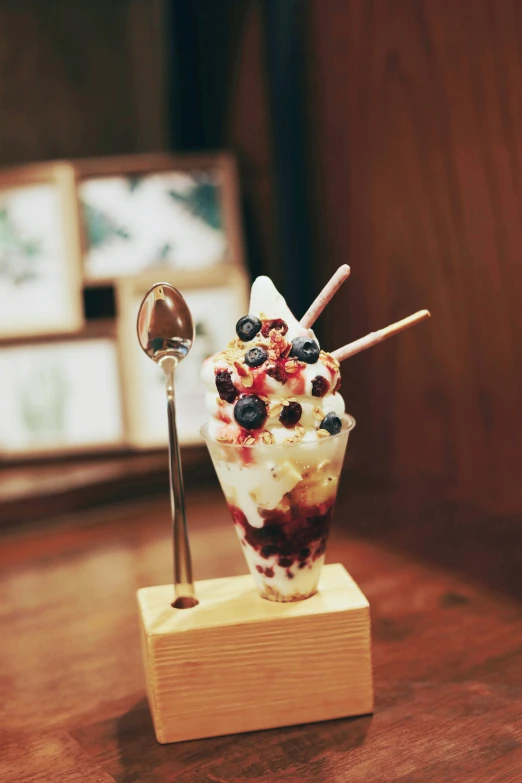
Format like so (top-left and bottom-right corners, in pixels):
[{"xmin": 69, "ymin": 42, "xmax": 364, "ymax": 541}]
[{"xmin": 1, "ymin": 480, "xmax": 521, "ymax": 782}]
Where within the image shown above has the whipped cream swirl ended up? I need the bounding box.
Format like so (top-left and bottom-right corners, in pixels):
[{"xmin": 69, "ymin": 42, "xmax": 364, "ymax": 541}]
[{"xmin": 202, "ymin": 276, "xmax": 345, "ymax": 445}]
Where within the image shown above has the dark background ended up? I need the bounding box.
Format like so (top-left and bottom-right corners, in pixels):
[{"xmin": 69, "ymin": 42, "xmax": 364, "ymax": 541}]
[{"xmin": 1, "ymin": 0, "xmax": 521, "ymax": 529}]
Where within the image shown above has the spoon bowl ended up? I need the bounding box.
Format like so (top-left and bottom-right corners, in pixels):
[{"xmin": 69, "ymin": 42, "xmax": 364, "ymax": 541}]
[{"xmin": 137, "ymin": 283, "xmax": 194, "ymax": 366}]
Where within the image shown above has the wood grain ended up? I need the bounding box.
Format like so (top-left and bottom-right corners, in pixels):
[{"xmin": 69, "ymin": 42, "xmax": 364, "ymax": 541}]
[
  {"xmin": 0, "ymin": 0, "xmax": 167, "ymax": 165},
  {"xmin": 1, "ymin": 483, "xmax": 522, "ymax": 781},
  {"xmin": 305, "ymin": 0, "xmax": 522, "ymax": 514},
  {"xmin": 138, "ymin": 564, "xmax": 373, "ymax": 742}
]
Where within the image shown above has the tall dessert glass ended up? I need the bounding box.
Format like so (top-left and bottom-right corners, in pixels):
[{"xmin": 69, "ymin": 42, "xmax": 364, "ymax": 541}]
[{"xmin": 202, "ymin": 415, "xmax": 355, "ymax": 602}]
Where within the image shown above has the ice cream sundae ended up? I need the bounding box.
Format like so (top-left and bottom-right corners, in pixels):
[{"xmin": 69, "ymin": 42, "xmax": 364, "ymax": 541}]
[
  {"xmin": 201, "ymin": 268, "xmax": 430, "ymax": 602},
  {"xmin": 201, "ymin": 275, "xmax": 353, "ymax": 601}
]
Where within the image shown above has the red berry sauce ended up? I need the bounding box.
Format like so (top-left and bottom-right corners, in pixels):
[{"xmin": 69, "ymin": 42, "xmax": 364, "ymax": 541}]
[
  {"xmin": 228, "ymin": 502, "xmax": 333, "ymax": 576},
  {"xmin": 247, "ymin": 361, "xmax": 305, "ymax": 397}
]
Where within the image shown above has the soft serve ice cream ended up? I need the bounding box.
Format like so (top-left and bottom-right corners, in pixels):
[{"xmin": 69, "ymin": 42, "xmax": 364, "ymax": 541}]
[
  {"xmin": 201, "ymin": 276, "xmax": 353, "ymax": 601},
  {"xmin": 203, "ymin": 276, "xmax": 345, "ymax": 444}
]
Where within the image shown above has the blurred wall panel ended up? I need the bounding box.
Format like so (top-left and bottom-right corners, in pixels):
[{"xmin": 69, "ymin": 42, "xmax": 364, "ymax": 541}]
[
  {"xmin": 170, "ymin": 0, "xmax": 281, "ymax": 283},
  {"xmin": 224, "ymin": 0, "xmax": 281, "ymax": 284},
  {"xmin": 306, "ymin": 0, "xmax": 522, "ymax": 512},
  {"xmin": 0, "ymin": 0, "xmax": 168, "ymax": 164}
]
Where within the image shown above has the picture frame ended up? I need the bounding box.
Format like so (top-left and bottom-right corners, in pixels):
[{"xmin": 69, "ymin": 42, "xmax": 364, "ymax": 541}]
[
  {"xmin": 0, "ymin": 151, "xmax": 250, "ymax": 465},
  {"xmin": 0, "ymin": 332, "xmax": 125, "ymax": 459},
  {"xmin": 74, "ymin": 153, "xmax": 244, "ymax": 285},
  {"xmin": 0, "ymin": 162, "xmax": 84, "ymax": 340},
  {"xmin": 116, "ymin": 270, "xmax": 250, "ymax": 449}
]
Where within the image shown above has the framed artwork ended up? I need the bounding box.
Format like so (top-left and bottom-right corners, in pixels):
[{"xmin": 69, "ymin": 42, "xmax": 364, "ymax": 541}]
[
  {"xmin": 0, "ymin": 337, "xmax": 124, "ymax": 458},
  {"xmin": 117, "ymin": 271, "xmax": 249, "ymax": 448},
  {"xmin": 75, "ymin": 153, "xmax": 244, "ymax": 283},
  {"xmin": 0, "ymin": 163, "xmax": 84, "ymax": 339}
]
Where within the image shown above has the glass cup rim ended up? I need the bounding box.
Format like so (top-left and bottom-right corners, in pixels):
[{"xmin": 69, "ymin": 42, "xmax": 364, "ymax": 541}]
[{"xmin": 200, "ymin": 413, "xmax": 355, "ymax": 449}]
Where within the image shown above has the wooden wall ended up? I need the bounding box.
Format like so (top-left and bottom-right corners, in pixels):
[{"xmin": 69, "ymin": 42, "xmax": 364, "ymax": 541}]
[
  {"xmin": 2, "ymin": 0, "xmax": 521, "ymax": 517},
  {"xmin": 0, "ymin": 0, "xmax": 167, "ymax": 164},
  {"xmin": 171, "ymin": 0, "xmax": 282, "ymax": 285},
  {"xmin": 305, "ymin": 0, "xmax": 522, "ymax": 513}
]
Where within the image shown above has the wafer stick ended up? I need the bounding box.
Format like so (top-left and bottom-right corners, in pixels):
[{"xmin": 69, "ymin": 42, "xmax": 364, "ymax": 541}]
[
  {"xmin": 300, "ymin": 264, "xmax": 351, "ymax": 329},
  {"xmin": 331, "ymin": 309, "xmax": 431, "ymax": 362}
]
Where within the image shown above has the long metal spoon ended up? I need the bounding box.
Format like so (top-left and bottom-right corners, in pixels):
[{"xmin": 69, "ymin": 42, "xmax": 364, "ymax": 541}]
[{"xmin": 137, "ymin": 283, "xmax": 198, "ymax": 609}]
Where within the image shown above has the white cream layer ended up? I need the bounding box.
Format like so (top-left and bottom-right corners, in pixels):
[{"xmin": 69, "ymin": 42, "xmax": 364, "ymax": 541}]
[{"xmin": 209, "ymin": 434, "xmax": 346, "ymax": 527}]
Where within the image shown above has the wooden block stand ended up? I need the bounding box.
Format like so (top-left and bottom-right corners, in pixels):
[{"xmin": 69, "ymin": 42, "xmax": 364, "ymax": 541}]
[{"xmin": 137, "ymin": 563, "xmax": 373, "ymax": 744}]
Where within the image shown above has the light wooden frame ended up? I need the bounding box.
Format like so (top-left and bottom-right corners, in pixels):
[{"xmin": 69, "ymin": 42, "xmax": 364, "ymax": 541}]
[
  {"xmin": 0, "ymin": 328, "xmax": 127, "ymax": 461},
  {"xmin": 73, "ymin": 152, "xmax": 245, "ymax": 285},
  {"xmin": 0, "ymin": 162, "xmax": 84, "ymax": 340},
  {"xmin": 116, "ymin": 268, "xmax": 250, "ymax": 450}
]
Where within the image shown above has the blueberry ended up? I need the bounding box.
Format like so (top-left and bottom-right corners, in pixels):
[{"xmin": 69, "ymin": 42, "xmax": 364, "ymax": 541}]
[
  {"xmin": 236, "ymin": 315, "xmax": 262, "ymax": 341},
  {"xmin": 244, "ymin": 346, "xmax": 267, "ymax": 368},
  {"xmin": 289, "ymin": 336, "xmax": 320, "ymax": 364},
  {"xmin": 320, "ymin": 412, "xmax": 342, "ymax": 435},
  {"xmin": 234, "ymin": 395, "xmax": 267, "ymax": 430}
]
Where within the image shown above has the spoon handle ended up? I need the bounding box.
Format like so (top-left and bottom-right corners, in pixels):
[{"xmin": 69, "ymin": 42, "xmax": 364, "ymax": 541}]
[{"xmin": 165, "ymin": 367, "xmax": 197, "ymax": 607}]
